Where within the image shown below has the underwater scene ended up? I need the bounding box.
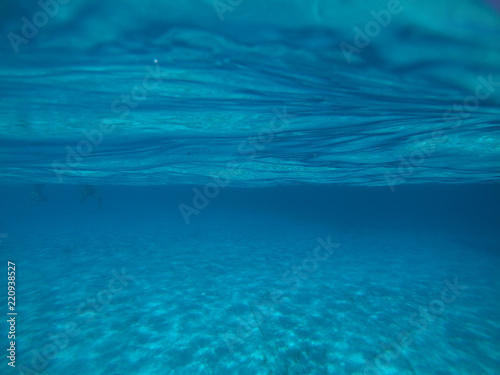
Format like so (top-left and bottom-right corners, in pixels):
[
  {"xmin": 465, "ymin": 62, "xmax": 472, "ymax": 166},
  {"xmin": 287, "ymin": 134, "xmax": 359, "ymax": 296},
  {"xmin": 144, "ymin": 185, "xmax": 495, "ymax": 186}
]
[{"xmin": 1, "ymin": 0, "xmax": 500, "ymax": 374}]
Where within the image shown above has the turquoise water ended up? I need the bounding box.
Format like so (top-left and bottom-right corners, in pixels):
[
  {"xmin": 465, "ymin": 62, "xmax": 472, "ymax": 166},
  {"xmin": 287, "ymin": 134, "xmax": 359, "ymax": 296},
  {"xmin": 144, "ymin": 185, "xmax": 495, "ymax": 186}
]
[{"xmin": 1, "ymin": 0, "xmax": 500, "ymax": 374}]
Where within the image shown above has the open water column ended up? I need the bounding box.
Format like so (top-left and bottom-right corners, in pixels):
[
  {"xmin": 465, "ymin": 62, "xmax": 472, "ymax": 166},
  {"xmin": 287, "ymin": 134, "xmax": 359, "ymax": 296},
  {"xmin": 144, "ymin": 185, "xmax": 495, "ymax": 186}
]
[{"xmin": 0, "ymin": 0, "xmax": 499, "ymax": 374}]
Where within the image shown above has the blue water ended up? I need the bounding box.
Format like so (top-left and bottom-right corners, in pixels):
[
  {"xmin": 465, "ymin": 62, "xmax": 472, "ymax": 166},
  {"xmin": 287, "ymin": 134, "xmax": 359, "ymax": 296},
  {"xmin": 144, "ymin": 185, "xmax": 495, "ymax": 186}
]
[{"xmin": 1, "ymin": 0, "xmax": 500, "ymax": 374}]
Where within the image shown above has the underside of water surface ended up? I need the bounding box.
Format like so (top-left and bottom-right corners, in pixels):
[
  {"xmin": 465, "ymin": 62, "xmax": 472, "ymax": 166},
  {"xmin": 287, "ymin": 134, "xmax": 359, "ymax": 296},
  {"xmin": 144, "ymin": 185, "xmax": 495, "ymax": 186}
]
[{"xmin": 0, "ymin": 1, "xmax": 500, "ymax": 374}]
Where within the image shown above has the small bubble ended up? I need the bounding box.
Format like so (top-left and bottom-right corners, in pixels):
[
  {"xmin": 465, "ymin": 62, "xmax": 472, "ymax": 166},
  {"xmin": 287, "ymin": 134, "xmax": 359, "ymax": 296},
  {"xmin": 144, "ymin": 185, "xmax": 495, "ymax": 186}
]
[{"xmin": 153, "ymin": 58, "xmax": 158, "ymax": 64}]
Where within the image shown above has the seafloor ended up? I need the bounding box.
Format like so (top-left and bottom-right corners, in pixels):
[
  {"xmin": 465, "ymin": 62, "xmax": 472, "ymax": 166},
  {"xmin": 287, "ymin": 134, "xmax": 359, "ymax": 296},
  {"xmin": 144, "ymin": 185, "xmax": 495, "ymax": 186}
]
[{"xmin": 4, "ymin": 185, "xmax": 499, "ymax": 375}]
